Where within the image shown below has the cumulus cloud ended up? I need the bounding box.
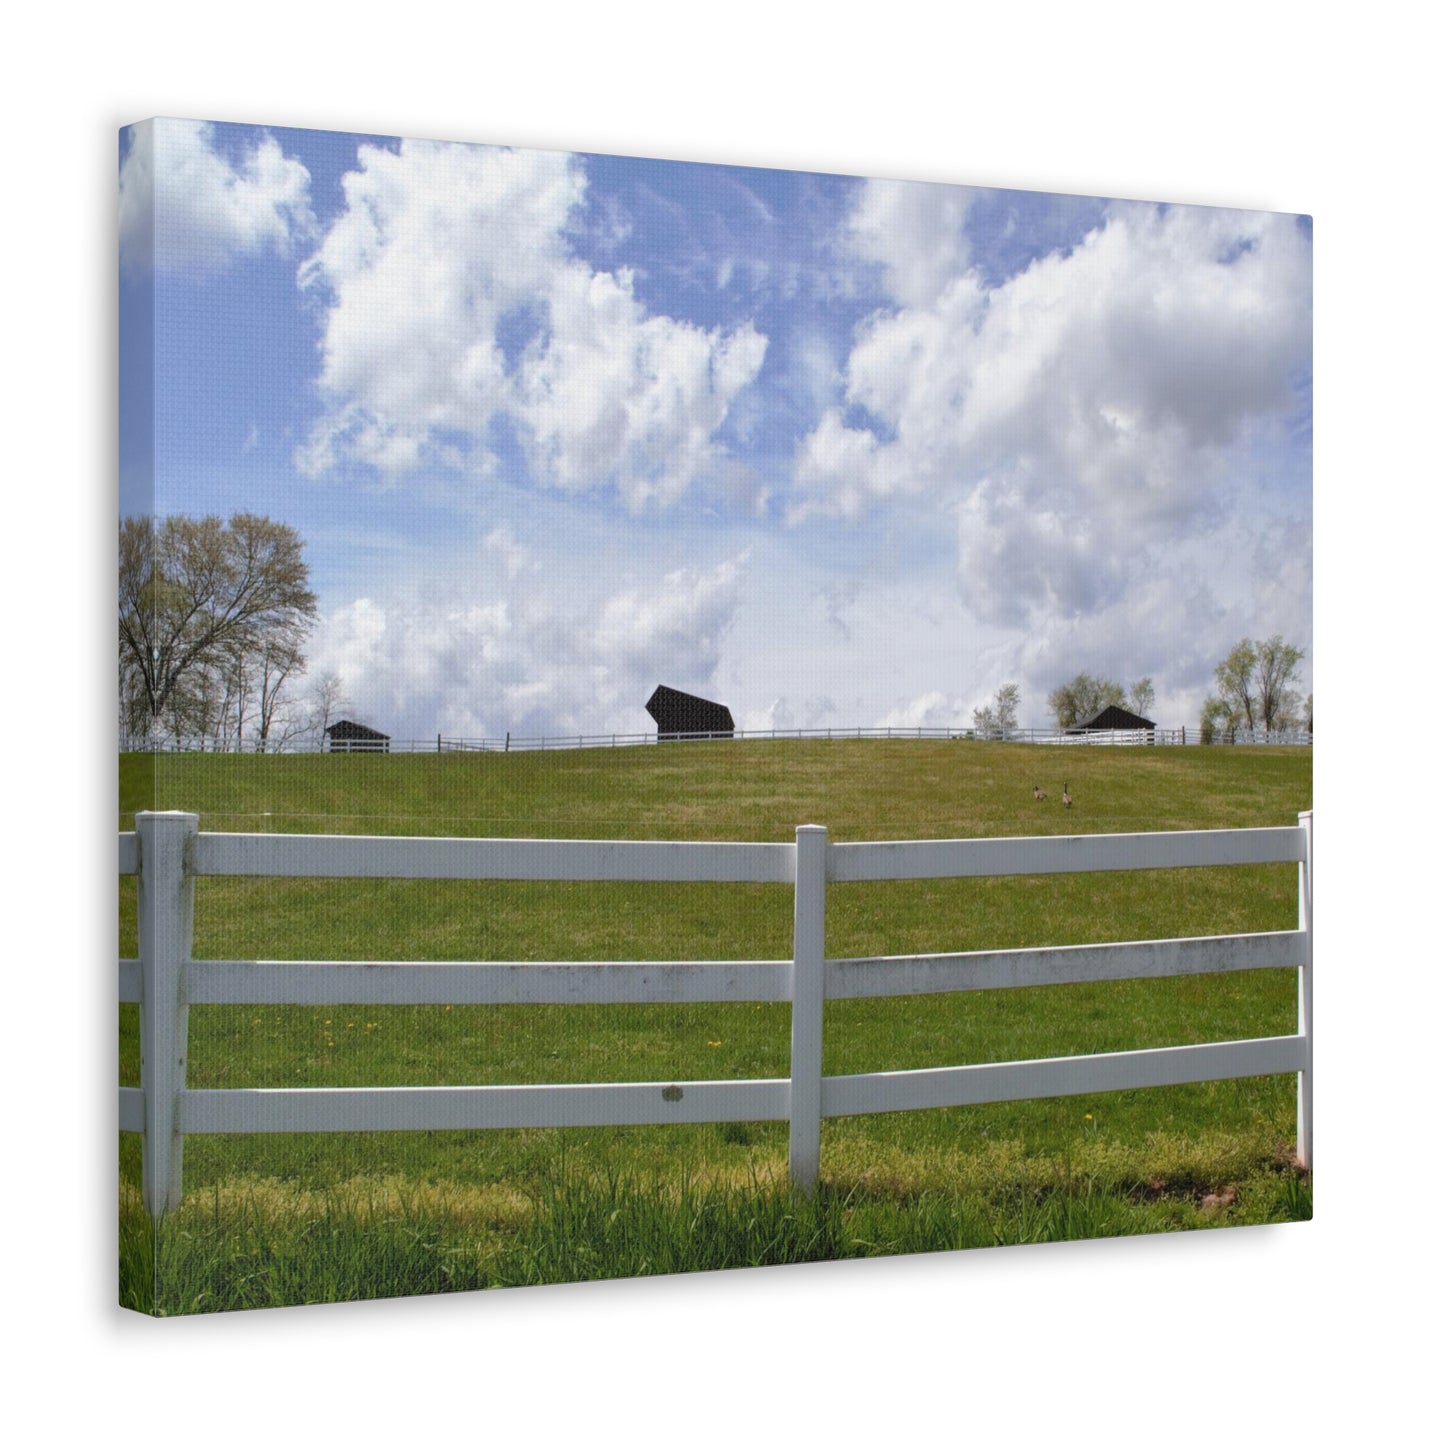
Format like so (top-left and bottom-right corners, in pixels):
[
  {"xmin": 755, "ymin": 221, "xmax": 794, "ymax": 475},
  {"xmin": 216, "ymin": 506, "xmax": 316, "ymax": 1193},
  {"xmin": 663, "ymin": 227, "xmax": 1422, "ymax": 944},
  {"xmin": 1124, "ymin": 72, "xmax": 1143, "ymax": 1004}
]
[
  {"xmin": 739, "ymin": 697, "xmax": 795, "ymax": 732},
  {"xmin": 873, "ymin": 691, "xmax": 970, "ymax": 730},
  {"xmin": 793, "ymin": 189, "xmax": 1312, "ymax": 631},
  {"xmin": 792, "ymin": 409, "xmax": 895, "ymax": 521},
  {"xmin": 843, "ymin": 176, "xmax": 972, "ymax": 309},
  {"xmin": 296, "ymin": 141, "xmax": 767, "ymax": 506},
  {"xmin": 118, "ymin": 119, "xmax": 315, "ymax": 282},
  {"xmin": 736, "ymin": 696, "xmax": 840, "ymax": 733},
  {"xmin": 592, "ymin": 553, "xmax": 750, "ymax": 691},
  {"xmin": 308, "ymin": 551, "xmax": 751, "ymax": 740}
]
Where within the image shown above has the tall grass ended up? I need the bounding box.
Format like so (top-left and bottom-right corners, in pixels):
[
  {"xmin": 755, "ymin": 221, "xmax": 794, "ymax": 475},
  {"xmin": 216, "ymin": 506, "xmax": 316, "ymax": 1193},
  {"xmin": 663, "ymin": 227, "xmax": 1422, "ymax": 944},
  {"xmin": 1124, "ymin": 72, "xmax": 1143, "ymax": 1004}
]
[{"xmin": 122, "ymin": 1142, "xmax": 1311, "ymax": 1314}]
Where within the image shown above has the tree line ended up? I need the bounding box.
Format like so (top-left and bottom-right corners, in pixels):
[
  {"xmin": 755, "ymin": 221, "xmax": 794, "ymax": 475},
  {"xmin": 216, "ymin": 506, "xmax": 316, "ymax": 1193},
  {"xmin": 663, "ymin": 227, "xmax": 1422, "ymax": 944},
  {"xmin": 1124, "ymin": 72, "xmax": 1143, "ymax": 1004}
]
[
  {"xmin": 118, "ymin": 513, "xmax": 351, "ymax": 749},
  {"xmin": 974, "ymin": 637, "xmax": 1306, "ymax": 738},
  {"xmin": 971, "ymin": 675, "xmax": 1155, "ymax": 735}
]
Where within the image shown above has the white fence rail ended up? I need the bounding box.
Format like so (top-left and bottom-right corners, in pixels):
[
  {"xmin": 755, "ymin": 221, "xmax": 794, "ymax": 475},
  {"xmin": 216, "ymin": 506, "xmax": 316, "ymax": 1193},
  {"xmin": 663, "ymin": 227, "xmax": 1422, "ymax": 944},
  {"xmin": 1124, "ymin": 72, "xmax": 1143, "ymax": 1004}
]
[
  {"xmin": 120, "ymin": 724, "xmax": 1312, "ymax": 754},
  {"xmin": 120, "ymin": 811, "xmax": 1313, "ymax": 1215}
]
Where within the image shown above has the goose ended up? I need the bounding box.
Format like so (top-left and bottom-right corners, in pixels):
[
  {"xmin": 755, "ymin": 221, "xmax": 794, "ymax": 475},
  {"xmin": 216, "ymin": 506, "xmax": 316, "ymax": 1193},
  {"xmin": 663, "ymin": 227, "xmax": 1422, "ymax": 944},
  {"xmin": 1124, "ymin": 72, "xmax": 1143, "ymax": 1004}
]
[
  {"xmin": 1033, "ymin": 784, "xmax": 1047, "ymax": 800},
  {"xmin": 1062, "ymin": 782, "xmax": 1073, "ymax": 807}
]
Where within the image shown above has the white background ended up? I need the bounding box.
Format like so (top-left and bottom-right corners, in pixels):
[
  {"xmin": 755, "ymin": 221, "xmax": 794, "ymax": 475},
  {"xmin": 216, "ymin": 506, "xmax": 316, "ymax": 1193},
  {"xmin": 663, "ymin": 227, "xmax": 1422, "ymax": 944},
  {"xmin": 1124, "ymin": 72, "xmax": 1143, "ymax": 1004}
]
[{"xmin": 4, "ymin": 3, "xmax": 1434, "ymax": 1438}]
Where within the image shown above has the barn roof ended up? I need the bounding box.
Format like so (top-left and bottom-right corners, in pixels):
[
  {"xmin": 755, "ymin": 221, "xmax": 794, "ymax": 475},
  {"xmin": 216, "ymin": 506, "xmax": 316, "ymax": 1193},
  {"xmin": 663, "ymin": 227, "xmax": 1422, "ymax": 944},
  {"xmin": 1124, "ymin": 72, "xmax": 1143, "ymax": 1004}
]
[
  {"xmin": 1071, "ymin": 704, "xmax": 1156, "ymax": 732},
  {"xmin": 325, "ymin": 719, "xmax": 390, "ymax": 740}
]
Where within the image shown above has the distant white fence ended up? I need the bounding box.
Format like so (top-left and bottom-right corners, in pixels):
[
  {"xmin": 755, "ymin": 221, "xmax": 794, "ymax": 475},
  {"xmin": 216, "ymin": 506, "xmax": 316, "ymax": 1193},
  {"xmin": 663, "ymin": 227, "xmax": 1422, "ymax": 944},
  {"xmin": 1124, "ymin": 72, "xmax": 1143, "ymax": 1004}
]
[
  {"xmin": 121, "ymin": 724, "xmax": 1312, "ymax": 754},
  {"xmin": 119, "ymin": 811, "xmax": 1313, "ymax": 1216}
]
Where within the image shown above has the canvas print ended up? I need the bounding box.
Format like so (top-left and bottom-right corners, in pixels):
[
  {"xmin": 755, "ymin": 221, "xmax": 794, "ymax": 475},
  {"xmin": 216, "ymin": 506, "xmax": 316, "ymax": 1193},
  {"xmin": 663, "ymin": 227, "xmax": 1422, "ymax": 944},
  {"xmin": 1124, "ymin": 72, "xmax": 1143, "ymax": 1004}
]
[{"xmin": 118, "ymin": 118, "xmax": 1313, "ymax": 1315}]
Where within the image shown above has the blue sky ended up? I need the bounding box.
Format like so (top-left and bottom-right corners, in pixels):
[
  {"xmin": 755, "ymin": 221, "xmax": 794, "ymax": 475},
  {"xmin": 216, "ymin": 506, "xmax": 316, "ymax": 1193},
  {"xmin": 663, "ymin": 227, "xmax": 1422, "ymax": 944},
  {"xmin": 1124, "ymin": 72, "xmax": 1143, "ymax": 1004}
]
[{"xmin": 119, "ymin": 118, "xmax": 1312, "ymax": 740}]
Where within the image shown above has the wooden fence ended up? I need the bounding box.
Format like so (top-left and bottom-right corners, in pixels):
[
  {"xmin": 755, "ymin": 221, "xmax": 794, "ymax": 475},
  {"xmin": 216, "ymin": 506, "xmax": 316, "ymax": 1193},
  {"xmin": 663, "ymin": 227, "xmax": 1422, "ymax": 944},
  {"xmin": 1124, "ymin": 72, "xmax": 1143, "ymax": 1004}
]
[{"xmin": 119, "ymin": 811, "xmax": 1313, "ymax": 1217}]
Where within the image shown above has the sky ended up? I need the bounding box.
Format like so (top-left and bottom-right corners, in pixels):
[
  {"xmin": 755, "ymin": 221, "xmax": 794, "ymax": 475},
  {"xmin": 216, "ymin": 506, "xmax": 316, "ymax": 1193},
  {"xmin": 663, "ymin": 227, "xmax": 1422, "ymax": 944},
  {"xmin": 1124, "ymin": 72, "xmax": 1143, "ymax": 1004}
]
[{"xmin": 118, "ymin": 118, "xmax": 1312, "ymax": 742}]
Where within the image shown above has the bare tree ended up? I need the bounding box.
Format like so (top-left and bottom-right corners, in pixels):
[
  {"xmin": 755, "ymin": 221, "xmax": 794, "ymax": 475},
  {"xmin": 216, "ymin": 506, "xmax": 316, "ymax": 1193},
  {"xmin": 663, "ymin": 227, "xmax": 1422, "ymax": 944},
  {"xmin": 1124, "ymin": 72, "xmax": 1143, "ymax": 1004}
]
[
  {"xmin": 1128, "ymin": 677, "xmax": 1156, "ymax": 718},
  {"xmin": 226, "ymin": 643, "xmax": 255, "ymax": 749},
  {"xmin": 309, "ymin": 670, "xmax": 350, "ymax": 739},
  {"xmin": 255, "ymin": 629, "xmax": 308, "ymax": 751},
  {"xmin": 119, "ymin": 513, "xmax": 317, "ymax": 746},
  {"xmin": 118, "ymin": 649, "xmax": 150, "ymax": 744}
]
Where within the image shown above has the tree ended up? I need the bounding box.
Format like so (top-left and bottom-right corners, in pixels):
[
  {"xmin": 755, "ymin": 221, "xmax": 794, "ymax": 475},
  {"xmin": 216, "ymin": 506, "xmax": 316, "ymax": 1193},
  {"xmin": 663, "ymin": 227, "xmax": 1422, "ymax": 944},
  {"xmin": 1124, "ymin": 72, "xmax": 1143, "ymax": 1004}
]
[
  {"xmin": 1255, "ymin": 635, "xmax": 1305, "ymax": 732},
  {"xmin": 995, "ymin": 683, "xmax": 1020, "ymax": 735},
  {"xmin": 254, "ymin": 629, "xmax": 308, "ymax": 751},
  {"xmin": 1198, "ymin": 694, "xmax": 1234, "ymax": 744},
  {"xmin": 1048, "ymin": 673, "xmax": 1125, "ymax": 729},
  {"xmin": 1211, "ymin": 639, "xmax": 1258, "ymax": 733},
  {"xmin": 309, "ymin": 670, "xmax": 350, "ymax": 738},
  {"xmin": 972, "ymin": 682, "xmax": 1020, "ymax": 738},
  {"xmin": 119, "ymin": 513, "xmax": 317, "ymax": 745},
  {"xmin": 1128, "ymin": 677, "xmax": 1156, "ymax": 718},
  {"xmin": 1199, "ymin": 635, "xmax": 1306, "ymax": 740}
]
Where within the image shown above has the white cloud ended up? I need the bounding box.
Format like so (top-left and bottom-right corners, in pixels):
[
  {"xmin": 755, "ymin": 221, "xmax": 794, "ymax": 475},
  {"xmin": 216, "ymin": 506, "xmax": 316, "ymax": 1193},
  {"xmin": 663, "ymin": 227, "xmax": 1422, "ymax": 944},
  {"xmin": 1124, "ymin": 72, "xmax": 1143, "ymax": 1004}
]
[
  {"xmin": 308, "ymin": 550, "xmax": 751, "ymax": 741},
  {"xmin": 873, "ymin": 691, "xmax": 969, "ymax": 730},
  {"xmin": 843, "ymin": 177, "xmax": 972, "ymax": 308},
  {"xmin": 296, "ymin": 140, "xmax": 767, "ymax": 506},
  {"xmin": 794, "ymin": 194, "xmax": 1312, "ymax": 636},
  {"xmin": 314, "ymin": 595, "xmax": 389, "ymax": 692},
  {"xmin": 739, "ymin": 697, "xmax": 794, "ymax": 732},
  {"xmin": 591, "ymin": 553, "xmax": 750, "ymax": 696},
  {"xmin": 791, "ymin": 408, "xmax": 893, "ymax": 521},
  {"xmin": 118, "ymin": 118, "xmax": 315, "ymax": 281},
  {"xmin": 735, "ymin": 696, "xmax": 840, "ymax": 734}
]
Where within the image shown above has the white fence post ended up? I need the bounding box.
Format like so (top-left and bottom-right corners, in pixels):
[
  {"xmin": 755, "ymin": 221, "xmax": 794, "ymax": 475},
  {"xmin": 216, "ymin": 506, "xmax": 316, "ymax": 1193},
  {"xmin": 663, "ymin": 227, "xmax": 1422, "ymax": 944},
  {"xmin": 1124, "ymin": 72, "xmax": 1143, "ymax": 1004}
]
[
  {"xmin": 1297, "ymin": 810, "xmax": 1313, "ymax": 1170},
  {"xmin": 789, "ymin": 825, "xmax": 828, "ymax": 1193},
  {"xmin": 136, "ymin": 811, "xmax": 197, "ymax": 1217}
]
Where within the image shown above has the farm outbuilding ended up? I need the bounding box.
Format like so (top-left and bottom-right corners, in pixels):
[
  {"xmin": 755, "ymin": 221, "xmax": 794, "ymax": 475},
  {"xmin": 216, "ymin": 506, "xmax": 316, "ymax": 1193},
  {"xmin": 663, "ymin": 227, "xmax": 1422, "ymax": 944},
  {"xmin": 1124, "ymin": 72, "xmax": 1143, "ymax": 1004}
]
[
  {"xmin": 1068, "ymin": 705, "xmax": 1156, "ymax": 734},
  {"xmin": 645, "ymin": 685, "xmax": 735, "ymax": 739},
  {"xmin": 325, "ymin": 719, "xmax": 391, "ymax": 753}
]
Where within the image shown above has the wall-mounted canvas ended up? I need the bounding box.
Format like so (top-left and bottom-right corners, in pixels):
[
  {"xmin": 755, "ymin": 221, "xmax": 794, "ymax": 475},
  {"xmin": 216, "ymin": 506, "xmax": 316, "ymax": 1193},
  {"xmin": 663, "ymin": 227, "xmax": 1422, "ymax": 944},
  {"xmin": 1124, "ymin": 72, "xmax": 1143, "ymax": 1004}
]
[{"xmin": 118, "ymin": 117, "xmax": 1312, "ymax": 1316}]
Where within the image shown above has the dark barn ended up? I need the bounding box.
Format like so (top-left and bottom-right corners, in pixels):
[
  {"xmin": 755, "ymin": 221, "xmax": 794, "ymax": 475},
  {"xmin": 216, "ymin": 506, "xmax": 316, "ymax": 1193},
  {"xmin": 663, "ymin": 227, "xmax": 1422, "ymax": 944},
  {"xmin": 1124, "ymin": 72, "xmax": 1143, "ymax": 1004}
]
[
  {"xmin": 325, "ymin": 719, "xmax": 391, "ymax": 753},
  {"xmin": 1068, "ymin": 705, "xmax": 1156, "ymax": 734},
  {"xmin": 645, "ymin": 685, "xmax": 735, "ymax": 740}
]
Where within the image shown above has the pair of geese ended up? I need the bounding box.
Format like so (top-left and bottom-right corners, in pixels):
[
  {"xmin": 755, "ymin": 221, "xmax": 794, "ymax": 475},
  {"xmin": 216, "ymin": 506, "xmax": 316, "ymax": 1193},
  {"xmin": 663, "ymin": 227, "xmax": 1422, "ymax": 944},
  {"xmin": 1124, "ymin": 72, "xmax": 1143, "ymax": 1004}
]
[{"xmin": 1034, "ymin": 782, "xmax": 1073, "ymax": 806}]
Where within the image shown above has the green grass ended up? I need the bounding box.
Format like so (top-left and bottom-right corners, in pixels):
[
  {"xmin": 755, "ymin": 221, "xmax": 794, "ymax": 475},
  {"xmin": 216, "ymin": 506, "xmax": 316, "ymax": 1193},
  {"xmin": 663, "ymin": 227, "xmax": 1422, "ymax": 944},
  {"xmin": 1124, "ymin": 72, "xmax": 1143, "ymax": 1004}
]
[
  {"xmin": 121, "ymin": 1144, "xmax": 1311, "ymax": 1314},
  {"xmin": 119, "ymin": 740, "xmax": 1312, "ymax": 1312}
]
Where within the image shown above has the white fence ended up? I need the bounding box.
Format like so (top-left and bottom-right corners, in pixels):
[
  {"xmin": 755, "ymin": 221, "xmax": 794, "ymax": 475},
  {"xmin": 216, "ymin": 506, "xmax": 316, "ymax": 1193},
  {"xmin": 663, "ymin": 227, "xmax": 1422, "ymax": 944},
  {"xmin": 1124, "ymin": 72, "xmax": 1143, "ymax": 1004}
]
[
  {"xmin": 119, "ymin": 724, "xmax": 1312, "ymax": 754},
  {"xmin": 119, "ymin": 811, "xmax": 1313, "ymax": 1217}
]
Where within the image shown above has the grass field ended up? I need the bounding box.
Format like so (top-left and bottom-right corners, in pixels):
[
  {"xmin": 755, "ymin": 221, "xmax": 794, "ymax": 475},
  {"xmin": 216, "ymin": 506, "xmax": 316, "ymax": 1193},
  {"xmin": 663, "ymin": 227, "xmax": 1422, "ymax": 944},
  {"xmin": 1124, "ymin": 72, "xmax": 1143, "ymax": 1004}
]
[{"xmin": 120, "ymin": 739, "xmax": 1312, "ymax": 1313}]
